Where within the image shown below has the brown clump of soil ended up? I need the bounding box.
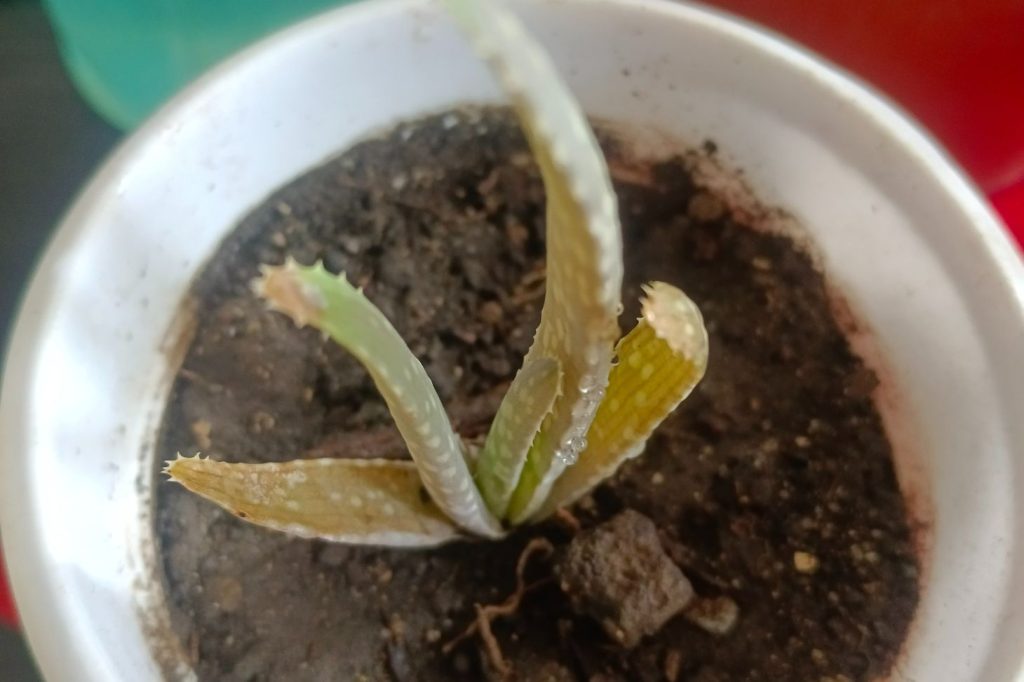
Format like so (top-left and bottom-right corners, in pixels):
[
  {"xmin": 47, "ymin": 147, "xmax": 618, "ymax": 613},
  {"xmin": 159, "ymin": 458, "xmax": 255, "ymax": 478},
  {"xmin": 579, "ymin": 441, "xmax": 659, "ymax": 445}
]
[
  {"xmin": 555, "ymin": 509, "xmax": 696, "ymax": 649},
  {"xmin": 155, "ymin": 108, "xmax": 920, "ymax": 681}
]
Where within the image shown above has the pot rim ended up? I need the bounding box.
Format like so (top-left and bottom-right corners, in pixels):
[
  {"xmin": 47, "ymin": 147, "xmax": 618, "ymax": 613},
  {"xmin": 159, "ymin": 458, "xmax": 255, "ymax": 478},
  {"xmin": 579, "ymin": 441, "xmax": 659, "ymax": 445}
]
[{"xmin": 2, "ymin": 1, "xmax": 1022, "ymax": 680}]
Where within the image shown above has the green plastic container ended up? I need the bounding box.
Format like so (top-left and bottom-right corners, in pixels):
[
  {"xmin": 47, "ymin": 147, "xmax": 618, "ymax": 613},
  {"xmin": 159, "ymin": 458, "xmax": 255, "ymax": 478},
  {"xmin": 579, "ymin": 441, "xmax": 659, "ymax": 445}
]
[{"xmin": 43, "ymin": 0, "xmax": 354, "ymax": 129}]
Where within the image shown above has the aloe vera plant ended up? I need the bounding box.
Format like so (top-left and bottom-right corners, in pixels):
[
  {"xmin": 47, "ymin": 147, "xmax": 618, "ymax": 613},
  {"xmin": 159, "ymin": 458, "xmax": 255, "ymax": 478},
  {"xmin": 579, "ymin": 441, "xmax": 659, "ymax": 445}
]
[{"xmin": 167, "ymin": 0, "xmax": 709, "ymax": 545}]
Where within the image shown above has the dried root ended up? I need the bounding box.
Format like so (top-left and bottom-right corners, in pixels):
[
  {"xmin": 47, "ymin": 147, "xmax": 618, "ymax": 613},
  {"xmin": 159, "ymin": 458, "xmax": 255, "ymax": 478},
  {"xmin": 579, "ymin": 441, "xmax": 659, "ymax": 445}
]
[
  {"xmin": 443, "ymin": 538, "xmax": 555, "ymax": 677},
  {"xmin": 553, "ymin": 508, "xmax": 582, "ymax": 534}
]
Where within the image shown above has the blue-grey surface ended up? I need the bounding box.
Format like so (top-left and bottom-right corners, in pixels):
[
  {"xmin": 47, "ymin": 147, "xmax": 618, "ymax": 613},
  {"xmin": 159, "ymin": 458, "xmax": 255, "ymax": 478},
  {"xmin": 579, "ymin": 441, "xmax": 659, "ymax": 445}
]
[{"xmin": 1, "ymin": 1, "xmax": 120, "ymax": 679}]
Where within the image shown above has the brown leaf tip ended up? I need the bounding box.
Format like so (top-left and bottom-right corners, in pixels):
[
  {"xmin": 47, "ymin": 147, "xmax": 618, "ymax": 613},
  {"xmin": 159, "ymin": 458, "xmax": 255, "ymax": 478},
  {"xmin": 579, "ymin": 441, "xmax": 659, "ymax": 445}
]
[{"xmin": 251, "ymin": 257, "xmax": 327, "ymax": 328}]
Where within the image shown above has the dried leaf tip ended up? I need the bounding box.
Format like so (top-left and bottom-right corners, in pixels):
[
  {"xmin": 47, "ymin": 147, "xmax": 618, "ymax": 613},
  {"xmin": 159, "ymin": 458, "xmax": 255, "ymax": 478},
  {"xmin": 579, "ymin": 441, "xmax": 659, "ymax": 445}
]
[
  {"xmin": 640, "ymin": 282, "xmax": 708, "ymax": 361},
  {"xmin": 251, "ymin": 257, "xmax": 330, "ymax": 328},
  {"xmin": 164, "ymin": 452, "xmax": 203, "ymax": 477}
]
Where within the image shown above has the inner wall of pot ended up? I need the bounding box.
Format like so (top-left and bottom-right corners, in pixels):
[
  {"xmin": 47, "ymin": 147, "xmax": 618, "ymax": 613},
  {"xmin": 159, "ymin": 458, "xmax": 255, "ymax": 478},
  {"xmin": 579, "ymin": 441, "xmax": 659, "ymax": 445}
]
[{"xmin": 143, "ymin": 111, "xmax": 932, "ymax": 679}]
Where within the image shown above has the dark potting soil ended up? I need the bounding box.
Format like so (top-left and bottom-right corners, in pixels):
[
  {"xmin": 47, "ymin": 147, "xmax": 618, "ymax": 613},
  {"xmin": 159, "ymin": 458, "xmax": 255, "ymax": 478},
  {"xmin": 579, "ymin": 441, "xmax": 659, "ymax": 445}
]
[{"xmin": 155, "ymin": 108, "xmax": 920, "ymax": 682}]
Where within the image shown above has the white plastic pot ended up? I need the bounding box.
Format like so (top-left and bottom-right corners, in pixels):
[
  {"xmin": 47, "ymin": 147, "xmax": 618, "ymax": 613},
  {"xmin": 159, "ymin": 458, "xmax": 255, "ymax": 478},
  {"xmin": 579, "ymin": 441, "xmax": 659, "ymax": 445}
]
[{"xmin": 2, "ymin": 0, "xmax": 1022, "ymax": 680}]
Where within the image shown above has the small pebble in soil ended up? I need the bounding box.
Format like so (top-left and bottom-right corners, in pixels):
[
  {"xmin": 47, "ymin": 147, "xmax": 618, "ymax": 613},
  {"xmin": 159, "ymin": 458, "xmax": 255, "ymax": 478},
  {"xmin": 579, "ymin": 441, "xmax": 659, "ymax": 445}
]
[
  {"xmin": 555, "ymin": 509, "xmax": 694, "ymax": 647},
  {"xmin": 794, "ymin": 551, "xmax": 821, "ymax": 574},
  {"xmin": 684, "ymin": 595, "xmax": 740, "ymax": 636},
  {"xmin": 480, "ymin": 300, "xmax": 504, "ymax": 325},
  {"xmin": 190, "ymin": 419, "xmax": 212, "ymax": 450}
]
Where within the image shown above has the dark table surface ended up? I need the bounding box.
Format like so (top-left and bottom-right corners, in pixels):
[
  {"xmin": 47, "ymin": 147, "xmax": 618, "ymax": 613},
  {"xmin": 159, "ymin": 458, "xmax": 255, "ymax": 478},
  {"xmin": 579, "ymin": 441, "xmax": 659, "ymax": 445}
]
[{"xmin": 1, "ymin": 0, "xmax": 120, "ymax": 678}]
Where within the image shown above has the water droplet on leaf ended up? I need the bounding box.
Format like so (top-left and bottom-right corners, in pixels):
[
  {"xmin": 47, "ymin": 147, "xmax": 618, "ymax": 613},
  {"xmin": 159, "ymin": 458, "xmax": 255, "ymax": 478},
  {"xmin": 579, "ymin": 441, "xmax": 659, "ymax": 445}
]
[{"xmin": 556, "ymin": 435, "xmax": 588, "ymax": 465}]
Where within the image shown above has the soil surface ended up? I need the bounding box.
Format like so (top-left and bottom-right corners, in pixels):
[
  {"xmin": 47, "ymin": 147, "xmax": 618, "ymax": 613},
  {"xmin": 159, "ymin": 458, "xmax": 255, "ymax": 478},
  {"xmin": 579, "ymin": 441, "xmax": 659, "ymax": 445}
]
[{"xmin": 155, "ymin": 108, "xmax": 920, "ymax": 682}]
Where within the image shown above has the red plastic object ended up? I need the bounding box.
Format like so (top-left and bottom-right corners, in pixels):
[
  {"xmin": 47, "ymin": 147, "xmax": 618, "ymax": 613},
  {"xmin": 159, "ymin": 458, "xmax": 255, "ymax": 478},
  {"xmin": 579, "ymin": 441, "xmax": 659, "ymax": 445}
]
[
  {"xmin": 710, "ymin": 0, "xmax": 1024, "ymax": 194},
  {"xmin": 0, "ymin": 556, "xmax": 15, "ymax": 628},
  {"xmin": 992, "ymin": 181, "xmax": 1024, "ymax": 250}
]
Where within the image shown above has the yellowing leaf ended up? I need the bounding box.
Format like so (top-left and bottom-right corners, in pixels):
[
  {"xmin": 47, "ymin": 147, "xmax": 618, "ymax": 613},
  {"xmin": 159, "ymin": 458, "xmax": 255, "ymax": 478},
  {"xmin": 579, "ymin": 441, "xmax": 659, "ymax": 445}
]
[
  {"xmin": 166, "ymin": 456, "xmax": 461, "ymax": 546},
  {"xmin": 535, "ymin": 282, "xmax": 709, "ymax": 519},
  {"xmin": 254, "ymin": 259, "xmax": 503, "ymax": 538},
  {"xmin": 444, "ymin": 0, "xmax": 624, "ymax": 523}
]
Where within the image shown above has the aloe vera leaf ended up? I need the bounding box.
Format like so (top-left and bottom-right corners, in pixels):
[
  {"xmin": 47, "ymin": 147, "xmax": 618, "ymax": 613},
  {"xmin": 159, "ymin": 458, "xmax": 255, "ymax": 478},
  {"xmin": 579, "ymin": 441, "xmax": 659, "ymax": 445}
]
[
  {"xmin": 253, "ymin": 259, "xmax": 503, "ymax": 538},
  {"xmin": 534, "ymin": 282, "xmax": 709, "ymax": 519},
  {"xmin": 475, "ymin": 357, "xmax": 562, "ymax": 517},
  {"xmin": 444, "ymin": 0, "xmax": 624, "ymax": 523},
  {"xmin": 166, "ymin": 456, "xmax": 460, "ymax": 546}
]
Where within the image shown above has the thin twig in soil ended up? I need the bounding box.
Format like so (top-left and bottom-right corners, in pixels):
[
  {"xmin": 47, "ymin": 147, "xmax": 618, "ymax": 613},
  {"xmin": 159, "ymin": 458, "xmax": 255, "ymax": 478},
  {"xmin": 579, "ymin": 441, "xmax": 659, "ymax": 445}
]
[
  {"xmin": 608, "ymin": 161, "xmax": 657, "ymax": 188},
  {"xmin": 179, "ymin": 367, "xmax": 228, "ymax": 394},
  {"xmin": 519, "ymin": 266, "xmax": 547, "ymax": 288},
  {"xmin": 553, "ymin": 508, "xmax": 582, "ymax": 534},
  {"xmin": 442, "ymin": 538, "xmax": 556, "ymax": 677},
  {"xmin": 508, "ymin": 266, "xmax": 547, "ymax": 306},
  {"xmin": 508, "ymin": 286, "xmax": 545, "ymax": 307},
  {"xmin": 477, "ymin": 168, "xmax": 502, "ymax": 197}
]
